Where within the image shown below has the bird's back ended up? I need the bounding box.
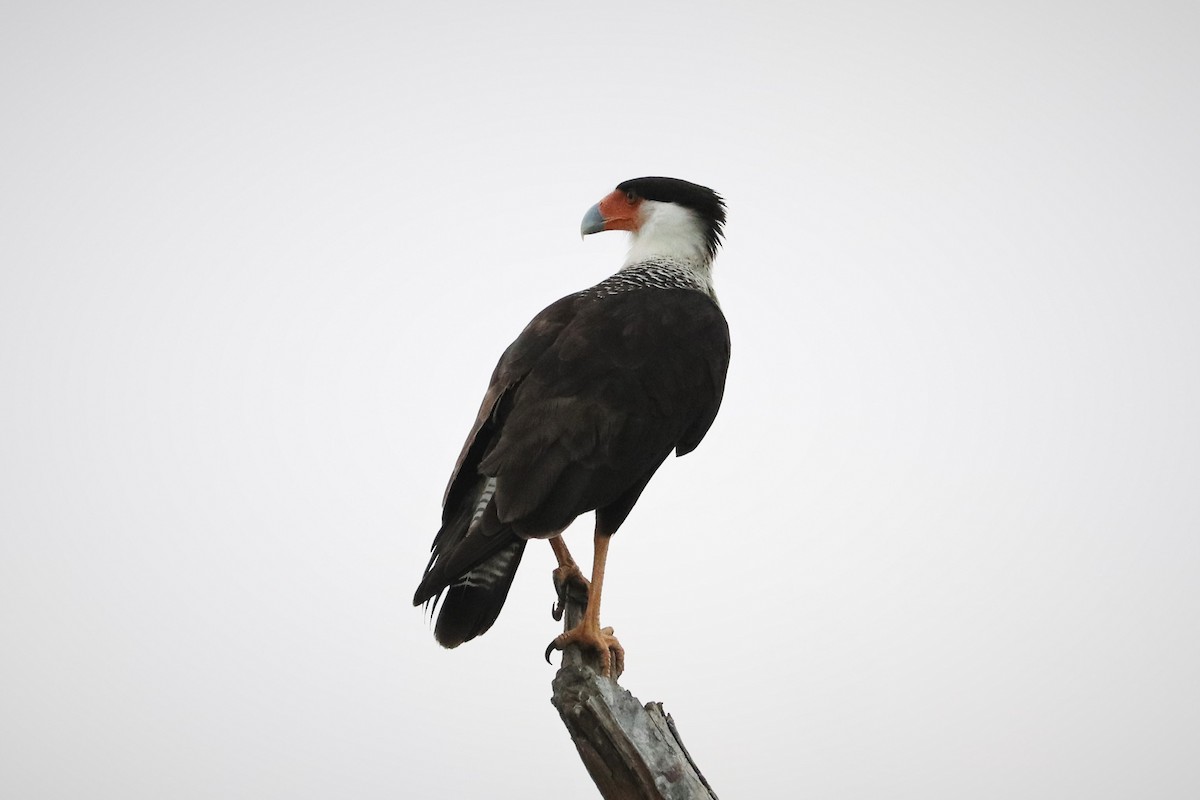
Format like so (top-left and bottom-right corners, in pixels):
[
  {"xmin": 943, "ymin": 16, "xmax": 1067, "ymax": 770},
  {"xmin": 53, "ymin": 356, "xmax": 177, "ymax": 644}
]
[{"xmin": 414, "ymin": 267, "xmax": 729, "ymax": 645}]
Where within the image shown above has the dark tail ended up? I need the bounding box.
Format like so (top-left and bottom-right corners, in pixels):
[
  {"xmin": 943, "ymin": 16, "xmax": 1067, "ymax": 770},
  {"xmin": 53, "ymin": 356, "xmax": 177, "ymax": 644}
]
[
  {"xmin": 424, "ymin": 539, "xmax": 527, "ymax": 648},
  {"xmin": 414, "ymin": 481, "xmax": 528, "ymax": 647}
]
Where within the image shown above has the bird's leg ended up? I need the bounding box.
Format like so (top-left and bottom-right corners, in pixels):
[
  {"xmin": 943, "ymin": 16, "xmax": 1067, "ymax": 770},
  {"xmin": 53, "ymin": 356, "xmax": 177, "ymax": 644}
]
[
  {"xmin": 545, "ymin": 532, "xmax": 624, "ymax": 678},
  {"xmin": 549, "ymin": 535, "xmax": 589, "ymax": 621}
]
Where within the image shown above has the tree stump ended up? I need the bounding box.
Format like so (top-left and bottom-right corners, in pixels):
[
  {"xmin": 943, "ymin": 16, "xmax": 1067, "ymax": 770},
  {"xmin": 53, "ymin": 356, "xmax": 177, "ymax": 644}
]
[{"xmin": 549, "ymin": 577, "xmax": 719, "ymax": 799}]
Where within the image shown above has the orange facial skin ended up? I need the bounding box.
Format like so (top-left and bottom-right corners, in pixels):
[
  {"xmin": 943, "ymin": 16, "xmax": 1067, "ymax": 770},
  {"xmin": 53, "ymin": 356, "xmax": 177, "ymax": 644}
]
[{"xmin": 596, "ymin": 190, "xmax": 643, "ymax": 232}]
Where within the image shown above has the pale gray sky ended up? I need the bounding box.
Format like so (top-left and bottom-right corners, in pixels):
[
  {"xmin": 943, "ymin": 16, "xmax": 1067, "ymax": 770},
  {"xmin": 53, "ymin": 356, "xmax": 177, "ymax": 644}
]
[{"xmin": 2, "ymin": 2, "xmax": 1198, "ymax": 798}]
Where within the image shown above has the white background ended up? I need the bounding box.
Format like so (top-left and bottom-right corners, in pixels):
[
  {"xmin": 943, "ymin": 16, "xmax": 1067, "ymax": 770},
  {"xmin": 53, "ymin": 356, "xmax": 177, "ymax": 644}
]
[{"xmin": 3, "ymin": 2, "xmax": 1198, "ymax": 797}]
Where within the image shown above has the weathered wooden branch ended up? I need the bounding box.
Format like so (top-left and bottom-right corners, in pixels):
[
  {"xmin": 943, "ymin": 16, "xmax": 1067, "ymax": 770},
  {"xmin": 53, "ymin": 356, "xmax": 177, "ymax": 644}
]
[{"xmin": 549, "ymin": 578, "xmax": 719, "ymax": 799}]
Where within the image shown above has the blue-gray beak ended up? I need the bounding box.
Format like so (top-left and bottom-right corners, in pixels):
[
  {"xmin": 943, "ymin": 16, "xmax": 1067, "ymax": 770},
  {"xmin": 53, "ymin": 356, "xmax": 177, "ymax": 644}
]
[{"xmin": 580, "ymin": 203, "xmax": 606, "ymax": 237}]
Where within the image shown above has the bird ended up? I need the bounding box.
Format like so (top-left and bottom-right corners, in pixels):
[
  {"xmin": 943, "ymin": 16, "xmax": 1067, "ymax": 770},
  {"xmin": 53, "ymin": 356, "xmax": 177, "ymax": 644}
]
[{"xmin": 413, "ymin": 177, "xmax": 730, "ymax": 677}]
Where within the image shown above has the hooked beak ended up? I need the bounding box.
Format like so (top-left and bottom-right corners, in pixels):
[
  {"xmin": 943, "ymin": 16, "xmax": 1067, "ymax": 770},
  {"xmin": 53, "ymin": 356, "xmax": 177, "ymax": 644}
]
[{"xmin": 580, "ymin": 203, "xmax": 606, "ymax": 237}]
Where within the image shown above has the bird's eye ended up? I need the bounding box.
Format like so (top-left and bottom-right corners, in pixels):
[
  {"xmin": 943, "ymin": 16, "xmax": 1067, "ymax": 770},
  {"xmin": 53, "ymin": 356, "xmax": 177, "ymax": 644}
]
[{"xmin": 625, "ymin": 191, "xmax": 637, "ymax": 204}]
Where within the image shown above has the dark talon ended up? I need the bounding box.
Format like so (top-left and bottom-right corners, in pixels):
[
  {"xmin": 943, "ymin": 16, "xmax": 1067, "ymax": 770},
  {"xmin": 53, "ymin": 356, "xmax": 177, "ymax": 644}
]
[
  {"xmin": 544, "ymin": 639, "xmax": 560, "ymax": 664},
  {"xmin": 551, "ymin": 569, "xmax": 583, "ymax": 622},
  {"xmin": 551, "ymin": 565, "xmax": 589, "ymax": 622}
]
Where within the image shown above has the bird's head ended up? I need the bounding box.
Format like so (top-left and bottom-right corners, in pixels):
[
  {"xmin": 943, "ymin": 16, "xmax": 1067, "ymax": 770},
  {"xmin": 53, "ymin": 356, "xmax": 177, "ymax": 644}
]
[{"xmin": 581, "ymin": 177, "xmax": 726, "ymax": 266}]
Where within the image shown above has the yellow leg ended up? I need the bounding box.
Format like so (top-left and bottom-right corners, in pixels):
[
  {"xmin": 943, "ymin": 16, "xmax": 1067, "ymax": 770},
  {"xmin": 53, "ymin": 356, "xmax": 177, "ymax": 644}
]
[
  {"xmin": 549, "ymin": 535, "xmax": 588, "ymax": 621},
  {"xmin": 549, "ymin": 535, "xmax": 579, "ymax": 572},
  {"xmin": 545, "ymin": 532, "xmax": 624, "ymax": 677}
]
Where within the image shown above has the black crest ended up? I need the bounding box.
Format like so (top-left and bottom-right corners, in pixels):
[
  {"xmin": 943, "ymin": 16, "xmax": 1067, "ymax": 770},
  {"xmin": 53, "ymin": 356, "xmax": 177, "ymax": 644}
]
[{"xmin": 616, "ymin": 177, "xmax": 726, "ymax": 260}]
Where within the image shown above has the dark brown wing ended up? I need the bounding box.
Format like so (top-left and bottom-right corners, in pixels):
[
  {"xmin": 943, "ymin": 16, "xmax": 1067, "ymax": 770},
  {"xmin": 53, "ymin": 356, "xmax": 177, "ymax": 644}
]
[
  {"xmin": 414, "ymin": 286, "xmax": 729, "ymax": 644},
  {"xmin": 439, "ymin": 294, "xmax": 582, "ymax": 517},
  {"xmin": 478, "ymin": 286, "xmax": 729, "ymax": 535},
  {"xmin": 414, "ymin": 294, "xmax": 581, "ymax": 612}
]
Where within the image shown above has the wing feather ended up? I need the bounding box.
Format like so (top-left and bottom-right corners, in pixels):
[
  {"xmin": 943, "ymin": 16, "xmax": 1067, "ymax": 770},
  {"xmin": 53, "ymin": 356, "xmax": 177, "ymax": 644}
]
[{"xmin": 414, "ymin": 285, "xmax": 731, "ymax": 640}]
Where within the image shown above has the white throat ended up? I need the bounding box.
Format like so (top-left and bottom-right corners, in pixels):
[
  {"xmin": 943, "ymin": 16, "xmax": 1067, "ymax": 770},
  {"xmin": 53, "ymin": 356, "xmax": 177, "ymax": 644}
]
[{"xmin": 622, "ymin": 200, "xmax": 712, "ymax": 269}]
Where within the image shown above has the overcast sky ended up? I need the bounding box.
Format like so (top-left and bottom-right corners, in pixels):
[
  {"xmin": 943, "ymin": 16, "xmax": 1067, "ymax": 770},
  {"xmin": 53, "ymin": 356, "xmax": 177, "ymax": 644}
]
[{"xmin": 3, "ymin": 2, "xmax": 1198, "ymax": 798}]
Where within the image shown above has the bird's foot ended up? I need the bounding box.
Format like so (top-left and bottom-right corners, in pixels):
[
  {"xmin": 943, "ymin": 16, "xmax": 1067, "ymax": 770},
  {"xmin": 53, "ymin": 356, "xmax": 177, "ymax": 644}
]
[
  {"xmin": 550, "ymin": 562, "xmax": 590, "ymax": 622},
  {"xmin": 545, "ymin": 622, "xmax": 625, "ymax": 678}
]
